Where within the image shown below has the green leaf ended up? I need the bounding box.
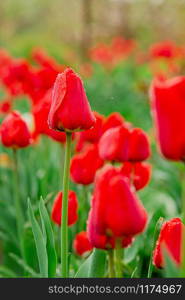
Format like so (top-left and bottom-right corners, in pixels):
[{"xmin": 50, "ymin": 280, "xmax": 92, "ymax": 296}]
[
  {"xmin": 9, "ymin": 253, "xmax": 40, "ymax": 278},
  {"xmin": 28, "ymin": 199, "xmax": 48, "ymax": 277},
  {"xmin": 147, "ymin": 217, "xmax": 164, "ymax": 278},
  {"xmin": 39, "ymin": 197, "xmax": 57, "ymax": 277},
  {"xmin": 0, "ymin": 265, "xmax": 17, "ymax": 278},
  {"xmin": 75, "ymin": 249, "xmax": 106, "ymax": 278}
]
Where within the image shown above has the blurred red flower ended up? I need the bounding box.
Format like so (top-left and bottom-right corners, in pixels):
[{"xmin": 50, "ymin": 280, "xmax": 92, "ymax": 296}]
[
  {"xmin": 102, "ymin": 112, "xmax": 126, "ymax": 133},
  {"xmin": 70, "ymin": 144, "xmax": 104, "ymax": 185},
  {"xmin": 120, "ymin": 161, "xmax": 151, "ymax": 191},
  {"xmin": 48, "ymin": 68, "xmax": 95, "ymax": 132},
  {"xmin": 149, "ymin": 41, "xmax": 181, "ymax": 60},
  {"xmin": 128, "ymin": 128, "xmax": 150, "ymax": 161},
  {"xmin": 99, "ymin": 125, "xmax": 130, "ymax": 162},
  {"xmin": 99, "ymin": 125, "xmax": 150, "ymax": 162},
  {"xmin": 150, "ymin": 76, "xmax": 185, "ymax": 161},
  {"xmin": 153, "ymin": 218, "xmax": 184, "ymax": 268},
  {"xmin": 32, "ymin": 90, "xmax": 66, "ymax": 143},
  {"xmin": 87, "ymin": 165, "xmax": 148, "ymax": 249},
  {"xmin": 73, "ymin": 231, "xmax": 93, "ymax": 256},
  {"xmin": 75, "ymin": 112, "xmax": 105, "ymax": 152},
  {"xmin": 0, "ymin": 111, "xmax": 31, "ymax": 148},
  {"xmin": 51, "ymin": 191, "xmax": 78, "ymax": 226}
]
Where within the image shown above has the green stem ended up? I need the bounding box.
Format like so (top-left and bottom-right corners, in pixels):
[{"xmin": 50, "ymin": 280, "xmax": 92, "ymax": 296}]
[
  {"xmin": 61, "ymin": 132, "xmax": 72, "ymax": 278},
  {"xmin": 108, "ymin": 250, "xmax": 115, "ymax": 278},
  {"xmin": 114, "ymin": 238, "xmax": 123, "ymax": 278},
  {"xmin": 12, "ymin": 149, "xmax": 24, "ymax": 257},
  {"xmin": 147, "ymin": 217, "xmax": 163, "ymax": 278}
]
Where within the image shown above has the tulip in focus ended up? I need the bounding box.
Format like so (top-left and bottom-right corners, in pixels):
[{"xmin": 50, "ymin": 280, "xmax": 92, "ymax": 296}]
[
  {"xmin": 48, "ymin": 68, "xmax": 95, "ymax": 132},
  {"xmin": 73, "ymin": 231, "xmax": 93, "ymax": 256},
  {"xmin": 153, "ymin": 218, "xmax": 184, "ymax": 268},
  {"xmin": 51, "ymin": 191, "xmax": 78, "ymax": 226},
  {"xmin": 0, "ymin": 111, "xmax": 31, "ymax": 148}
]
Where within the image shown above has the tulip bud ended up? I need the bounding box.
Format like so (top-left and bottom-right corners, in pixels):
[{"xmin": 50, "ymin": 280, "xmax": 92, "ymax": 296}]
[
  {"xmin": 70, "ymin": 144, "xmax": 104, "ymax": 185},
  {"xmin": 51, "ymin": 191, "xmax": 78, "ymax": 226},
  {"xmin": 98, "ymin": 125, "xmax": 130, "ymax": 162},
  {"xmin": 102, "ymin": 112, "xmax": 125, "ymax": 133},
  {"xmin": 87, "ymin": 165, "xmax": 148, "ymax": 249},
  {"xmin": 0, "ymin": 111, "xmax": 31, "ymax": 148},
  {"xmin": 153, "ymin": 218, "xmax": 184, "ymax": 268},
  {"xmin": 128, "ymin": 128, "xmax": 150, "ymax": 161},
  {"xmin": 48, "ymin": 68, "xmax": 95, "ymax": 132},
  {"xmin": 73, "ymin": 231, "xmax": 93, "ymax": 256}
]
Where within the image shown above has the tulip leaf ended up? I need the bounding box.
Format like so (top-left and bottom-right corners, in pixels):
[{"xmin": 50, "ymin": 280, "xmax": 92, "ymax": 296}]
[
  {"xmin": 9, "ymin": 253, "xmax": 40, "ymax": 278},
  {"xmin": 75, "ymin": 249, "xmax": 106, "ymax": 278},
  {"xmin": 28, "ymin": 199, "xmax": 48, "ymax": 277},
  {"xmin": 39, "ymin": 197, "xmax": 57, "ymax": 277}
]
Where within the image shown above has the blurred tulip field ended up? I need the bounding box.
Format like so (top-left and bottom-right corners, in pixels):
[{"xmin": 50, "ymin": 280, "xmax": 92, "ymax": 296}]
[{"xmin": 1, "ymin": 0, "xmax": 185, "ymax": 279}]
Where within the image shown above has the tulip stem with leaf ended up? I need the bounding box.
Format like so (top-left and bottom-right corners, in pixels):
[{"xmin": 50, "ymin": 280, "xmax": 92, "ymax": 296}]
[
  {"xmin": 61, "ymin": 132, "xmax": 72, "ymax": 277},
  {"xmin": 47, "ymin": 68, "xmax": 96, "ymax": 277}
]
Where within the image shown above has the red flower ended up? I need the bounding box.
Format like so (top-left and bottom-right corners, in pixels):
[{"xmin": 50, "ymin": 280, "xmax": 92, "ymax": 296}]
[
  {"xmin": 150, "ymin": 76, "xmax": 185, "ymax": 161},
  {"xmin": 153, "ymin": 218, "xmax": 184, "ymax": 268},
  {"xmin": 0, "ymin": 111, "xmax": 31, "ymax": 148},
  {"xmin": 48, "ymin": 68, "xmax": 95, "ymax": 132},
  {"xmin": 89, "ymin": 43, "xmax": 113, "ymax": 66},
  {"xmin": 51, "ymin": 191, "xmax": 78, "ymax": 226},
  {"xmin": 0, "ymin": 98, "xmax": 12, "ymax": 114},
  {"xmin": 149, "ymin": 41, "xmax": 181, "ymax": 60},
  {"xmin": 98, "ymin": 125, "xmax": 130, "ymax": 162},
  {"xmin": 2, "ymin": 59, "xmax": 33, "ymax": 96},
  {"xmin": 87, "ymin": 165, "xmax": 148, "ymax": 249},
  {"xmin": 102, "ymin": 112, "xmax": 125, "ymax": 133},
  {"xmin": 32, "ymin": 90, "xmax": 66, "ymax": 143},
  {"xmin": 128, "ymin": 128, "xmax": 150, "ymax": 161},
  {"xmin": 70, "ymin": 144, "xmax": 104, "ymax": 185},
  {"xmin": 120, "ymin": 162, "xmax": 151, "ymax": 191},
  {"xmin": 75, "ymin": 112, "xmax": 105, "ymax": 152},
  {"xmin": 73, "ymin": 231, "xmax": 93, "ymax": 256}
]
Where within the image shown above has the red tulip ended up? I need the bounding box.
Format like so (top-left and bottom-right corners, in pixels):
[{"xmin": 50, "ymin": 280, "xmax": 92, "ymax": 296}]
[
  {"xmin": 149, "ymin": 41, "xmax": 181, "ymax": 60},
  {"xmin": 150, "ymin": 76, "xmax": 185, "ymax": 161},
  {"xmin": 73, "ymin": 231, "xmax": 93, "ymax": 256},
  {"xmin": 87, "ymin": 165, "xmax": 148, "ymax": 249},
  {"xmin": 51, "ymin": 191, "xmax": 78, "ymax": 226},
  {"xmin": 0, "ymin": 111, "xmax": 31, "ymax": 148},
  {"xmin": 128, "ymin": 128, "xmax": 150, "ymax": 161},
  {"xmin": 153, "ymin": 218, "xmax": 184, "ymax": 268},
  {"xmin": 48, "ymin": 68, "xmax": 95, "ymax": 132},
  {"xmin": 120, "ymin": 162, "xmax": 151, "ymax": 191},
  {"xmin": 70, "ymin": 144, "xmax": 104, "ymax": 185},
  {"xmin": 98, "ymin": 125, "xmax": 130, "ymax": 162},
  {"xmin": 102, "ymin": 112, "xmax": 125, "ymax": 133},
  {"xmin": 75, "ymin": 112, "xmax": 105, "ymax": 152}
]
